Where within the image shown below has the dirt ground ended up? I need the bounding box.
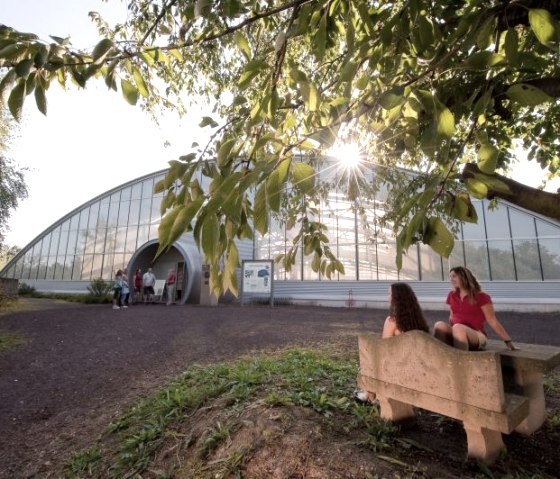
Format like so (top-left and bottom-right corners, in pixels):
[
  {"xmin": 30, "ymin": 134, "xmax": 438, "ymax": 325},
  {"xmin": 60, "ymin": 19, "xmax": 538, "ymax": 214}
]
[{"xmin": 0, "ymin": 299, "xmax": 559, "ymax": 478}]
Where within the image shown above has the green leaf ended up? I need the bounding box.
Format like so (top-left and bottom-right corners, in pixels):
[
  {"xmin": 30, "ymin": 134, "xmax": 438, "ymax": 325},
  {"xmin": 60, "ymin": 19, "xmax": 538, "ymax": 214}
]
[
  {"xmin": 267, "ymin": 89, "xmax": 279, "ymax": 117},
  {"xmin": 139, "ymin": 50, "xmax": 155, "ymax": 67},
  {"xmin": 201, "ymin": 213, "xmax": 220, "ymax": 260},
  {"xmin": 15, "ymin": 59, "xmax": 33, "ymax": 78},
  {"xmin": 168, "ymin": 205, "xmax": 193, "ymax": 244},
  {"xmin": 199, "ymin": 116, "xmax": 218, "ymax": 128},
  {"xmin": 168, "ymin": 48, "xmax": 184, "ymax": 63},
  {"xmin": 34, "ymin": 82, "xmax": 47, "ymax": 115},
  {"xmin": 33, "ymin": 45, "xmax": 49, "ymax": 68},
  {"xmin": 465, "ymin": 178, "xmax": 488, "ymax": 199},
  {"xmin": 453, "ymin": 193, "xmax": 478, "ymax": 223},
  {"xmin": 504, "ymin": 28, "xmax": 518, "ymax": 66},
  {"xmin": 8, "ymin": 80, "xmax": 26, "ymax": 122},
  {"xmin": 195, "ymin": 0, "xmax": 212, "ymax": 18},
  {"xmin": 313, "ymin": 11, "xmax": 328, "ymax": 60},
  {"xmin": 217, "ymin": 138, "xmax": 236, "ymax": 166},
  {"xmin": 379, "ymin": 87, "xmax": 404, "ymax": 110},
  {"xmin": 121, "ymin": 79, "xmax": 138, "ymax": 105},
  {"xmin": 477, "ymin": 144, "xmax": 499, "ymax": 174},
  {"xmin": 238, "ymin": 60, "xmax": 267, "ymax": 90},
  {"xmin": 276, "ymin": 158, "xmax": 291, "ymax": 185},
  {"xmin": 92, "ymin": 38, "xmax": 113, "ymax": 61},
  {"xmin": 299, "ymin": 80, "xmax": 320, "ymax": 112},
  {"xmin": 0, "ymin": 69, "xmax": 17, "ymax": 99},
  {"xmin": 293, "ymin": 162, "xmax": 316, "ymax": 194},
  {"xmin": 26, "ymin": 70, "xmax": 37, "ymax": 93},
  {"xmin": 132, "ymin": 67, "xmax": 149, "ymax": 98},
  {"xmin": 234, "ymin": 32, "xmax": 251, "ymax": 59},
  {"xmin": 50, "ymin": 35, "xmax": 70, "ymax": 46},
  {"xmin": 424, "ymin": 217, "xmax": 454, "ymax": 258},
  {"xmin": 528, "ymin": 9, "xmax": 556, "ymax": 47},
  {"xmin": 437, "ymin": 108, "xmax": 455, "ymax": 137},
  {"xmin": 418, "ymin": 15, "xmax": 434, "ymax": 50},
  {"xmin": 476, "ymin": 17, "xmax": 495, "ymax": 49},
  {"xmin": 506, "ymin": 83, "xmax": 553, "ymax": 106},
  {"xmin": 267, "ymin": 170, "xmax": 282, "ymax": 212},
  {"xmin": 465, "ymin": 51, "xmax": 505, "ymax": 69},
  {"xmin": 158, "ymin": 206, "xmax": 182, "ymax": 248},
  {"xmin": 0, "ymin": 43, "xmax": 23, "ymax": 60},
  {"xmin": 253, "ymin": 182, "xmax": 268, "ymax": 235}
]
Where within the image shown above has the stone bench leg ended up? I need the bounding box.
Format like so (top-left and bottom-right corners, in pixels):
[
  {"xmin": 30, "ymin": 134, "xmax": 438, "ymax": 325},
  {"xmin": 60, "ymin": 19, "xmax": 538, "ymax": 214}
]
[
  {"xmin": 513, "ymin": 370, "xmax": 545, "ymax": 435},
  {"xmin": 378, "ymin": 396, "xmax": 414, "ymax": 422},
  {"xmin": 464, "ymin": 423, "xmax": 504, "ymax": 464}
]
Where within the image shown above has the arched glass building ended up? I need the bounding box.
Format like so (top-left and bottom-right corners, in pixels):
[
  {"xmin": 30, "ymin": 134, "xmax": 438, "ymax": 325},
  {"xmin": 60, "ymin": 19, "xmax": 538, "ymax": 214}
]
[{"xmin": 2, "ymin": 166, "xmax": 560, "ymax": 309}]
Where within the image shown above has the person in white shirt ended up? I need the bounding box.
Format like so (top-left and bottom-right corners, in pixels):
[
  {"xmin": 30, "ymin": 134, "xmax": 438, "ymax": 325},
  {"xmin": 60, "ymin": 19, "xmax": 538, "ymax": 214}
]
[{"xmin": 142, "ymin": 268, "xmax": 156, "ymax": 304}]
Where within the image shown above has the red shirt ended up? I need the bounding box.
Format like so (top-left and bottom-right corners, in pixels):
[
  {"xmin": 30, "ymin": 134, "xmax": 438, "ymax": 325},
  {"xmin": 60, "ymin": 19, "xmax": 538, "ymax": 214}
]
[
  {"xmin": 167, "ymin": 271, "xmax": 177, "ymax": 285},
  {"xmin": 446, "ymin": 290, "xmax": 492, "ymax": 336}
]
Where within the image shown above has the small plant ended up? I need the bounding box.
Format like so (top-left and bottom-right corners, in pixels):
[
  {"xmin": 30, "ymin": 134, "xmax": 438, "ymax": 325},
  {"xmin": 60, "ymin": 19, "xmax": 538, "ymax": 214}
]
[
  {"xmin": 543, "ymin": 372, "xmax": 560, "ymax": 394},
  {"xmin": 548, "ymin": 414, "xmax": 560, "ymax": 429},
  {"xmin": 66, "ymin": 446, "xmax": 102, "ymax": 476},
  {"xmin": 17, "ymin": 282, "xmax": 37, "ymax": 296},
  {"xmin": 263, "ymin": 392, "xmax": 294, "ymax": 407},
  {"xmin": 0, "ymin": 329, "xmax": 27, "ymax": 352},
  {"xmin": 198, "ymin": 421, "xmax": 238, "ymax": 458},
  {"xmin": 203, "ymin": 447, "xmax": 251, "ymax": 479},
  {"xmin": 87, "ymin": 277, "xmax": 113, "ymax": 297}
]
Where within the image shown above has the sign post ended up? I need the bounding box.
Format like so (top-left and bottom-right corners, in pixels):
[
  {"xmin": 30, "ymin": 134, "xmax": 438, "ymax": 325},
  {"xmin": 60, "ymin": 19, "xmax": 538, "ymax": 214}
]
[{"xmin": 241, "ymin": 260, "xmax": 274, "ymax": 307}]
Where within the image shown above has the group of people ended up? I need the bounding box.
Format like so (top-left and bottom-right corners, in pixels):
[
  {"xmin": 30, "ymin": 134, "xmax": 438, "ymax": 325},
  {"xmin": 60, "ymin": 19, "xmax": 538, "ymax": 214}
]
[
  {"xmin": 112, "ymin": 267, "xmax": 177, "ymax": 309},
  {"xmin": 112, "ymin": 267, "xmax": 157, "ymax": 309},
  {"xmin": 356, "ymin": 265, "xmax": 517, "ymax": 402}
]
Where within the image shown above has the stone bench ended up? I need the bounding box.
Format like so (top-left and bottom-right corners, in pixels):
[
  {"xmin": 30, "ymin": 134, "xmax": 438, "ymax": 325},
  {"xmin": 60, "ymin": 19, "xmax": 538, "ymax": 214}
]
[
  {"xmin": 357, "ymin": 331, "xmax": 532, "ymax": 464},
  {"xmin": 484, "ymin": 339, "xmax": 560, "ymax": 435}
]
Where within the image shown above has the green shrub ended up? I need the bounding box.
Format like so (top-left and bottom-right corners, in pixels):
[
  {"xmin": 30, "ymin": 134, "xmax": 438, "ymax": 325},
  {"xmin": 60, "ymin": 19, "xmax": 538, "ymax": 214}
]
[
  {"xmin": 18, "ymin": 282, "xmax": 39, "ymax": 296},
  {"xmin": 87, "ymin": 277, "xmax": 113, "ymax": 297}
]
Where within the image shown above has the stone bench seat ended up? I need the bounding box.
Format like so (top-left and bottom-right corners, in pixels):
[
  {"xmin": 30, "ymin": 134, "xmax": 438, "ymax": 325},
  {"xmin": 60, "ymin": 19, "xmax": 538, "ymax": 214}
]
[{"xmin": 356, "ymin": 331, "xmax": 530, "ymax": 464}]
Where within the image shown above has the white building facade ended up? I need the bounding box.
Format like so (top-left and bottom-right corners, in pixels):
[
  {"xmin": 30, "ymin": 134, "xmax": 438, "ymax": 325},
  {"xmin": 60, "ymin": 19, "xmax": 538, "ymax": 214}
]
[{"xmin": 2, "ymin": 167, "xmax": 560, "ymax": 310}]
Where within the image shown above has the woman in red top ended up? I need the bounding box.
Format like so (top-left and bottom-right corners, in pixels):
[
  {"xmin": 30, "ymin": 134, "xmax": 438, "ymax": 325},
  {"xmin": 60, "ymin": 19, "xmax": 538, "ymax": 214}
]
[
  {"xmin": 434, "ymin": 266, "xmax": 516, "ymax": 351},
  {"xmin": 133, "ymin": 268, "xmax": 143, "ymax": 303}
]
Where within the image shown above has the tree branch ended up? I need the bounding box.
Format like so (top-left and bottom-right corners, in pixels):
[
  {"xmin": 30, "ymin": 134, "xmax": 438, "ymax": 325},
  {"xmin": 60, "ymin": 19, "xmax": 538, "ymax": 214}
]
[
  {"xmin": 139, "ymin": 0, "xmax": 179, "ymax": 47},
  {"xmin": 462, "ymin": 162, "xmax": 560, "ymax": 220}
]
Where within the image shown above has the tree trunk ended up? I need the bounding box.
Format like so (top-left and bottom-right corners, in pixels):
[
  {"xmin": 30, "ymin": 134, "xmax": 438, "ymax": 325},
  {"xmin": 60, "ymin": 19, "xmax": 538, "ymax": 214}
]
[{"xmin": 461, "ymin": 163, "xmax": 560, "ymax": 221}]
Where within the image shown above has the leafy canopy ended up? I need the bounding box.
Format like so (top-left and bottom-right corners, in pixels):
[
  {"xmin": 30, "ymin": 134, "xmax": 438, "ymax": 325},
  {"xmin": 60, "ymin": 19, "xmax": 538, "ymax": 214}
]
[
  {"xmin": 1, "ymin": 0, "xmax": 560, "ymax": 295},
  {"xmin": 0, "ymin": 108, "xmax": 28, "ymax": 248}
]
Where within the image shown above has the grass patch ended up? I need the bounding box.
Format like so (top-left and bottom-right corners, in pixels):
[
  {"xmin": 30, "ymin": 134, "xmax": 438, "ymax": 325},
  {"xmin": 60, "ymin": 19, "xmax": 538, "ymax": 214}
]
[
  {"xmin": 0, "ymin": 328, "xmax": 27, "ymax": 352},
  {"xmin": 544, "ymin": 370, "xmax": 560, "ymax": 394},
  {"xmin": 65, "ymin": 346, "xmax": 393, "ymax": 478},
  {"xmin": 64, "ymin": 344, "xmax": 560, "ymax": 479}
]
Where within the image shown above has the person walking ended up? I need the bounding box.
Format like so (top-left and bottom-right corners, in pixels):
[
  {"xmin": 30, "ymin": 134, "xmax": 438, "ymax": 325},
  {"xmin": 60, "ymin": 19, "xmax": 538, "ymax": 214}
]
[
  {"xmin": 120, "ymin": 269, "xmax": 130, "ymax": 308},
  {"xmin": 112, "ymin": 270, "xmax": 123, "ymax": 310},
  {"xmin": 133, "ymin": 268, "xmax": 143, "ymax": 303},
  {"xmin": 355, "ymin": 282, "xmax": 429, "ymax": 402},
  {"xmin": 434, "ymin": 266, "xmax": 517, "ymax": 351},
  {"xmin": 142, "ymin": 268, "xmax": 156, "ymax": 303},
  {"xmin": 166, "ymin": 268, "xmax": 177, "ymax": 306}
]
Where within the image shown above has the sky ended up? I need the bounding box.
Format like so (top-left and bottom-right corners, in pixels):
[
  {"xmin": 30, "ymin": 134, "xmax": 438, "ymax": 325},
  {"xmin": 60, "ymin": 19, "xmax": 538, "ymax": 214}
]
[
  {"xmin": 1, "ymin": 1, "xmax": 559, "ymax": 249},
  {"xmin": 1, "ymin": 0, "xmax": 210, "ymax": 247}
]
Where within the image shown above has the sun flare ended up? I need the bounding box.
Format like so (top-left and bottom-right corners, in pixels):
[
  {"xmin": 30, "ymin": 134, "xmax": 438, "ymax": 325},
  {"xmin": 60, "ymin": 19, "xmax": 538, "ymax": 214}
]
[{"xmin": 327, "ymin": 143, "xmax": 363, "ymax": 169}]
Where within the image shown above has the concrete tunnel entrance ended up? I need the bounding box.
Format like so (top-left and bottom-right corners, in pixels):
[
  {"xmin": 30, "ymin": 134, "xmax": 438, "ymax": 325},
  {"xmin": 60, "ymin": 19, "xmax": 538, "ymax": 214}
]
[{"xmin": 126, "ymin": 239, "xmax": 203, "ymax": 304}]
